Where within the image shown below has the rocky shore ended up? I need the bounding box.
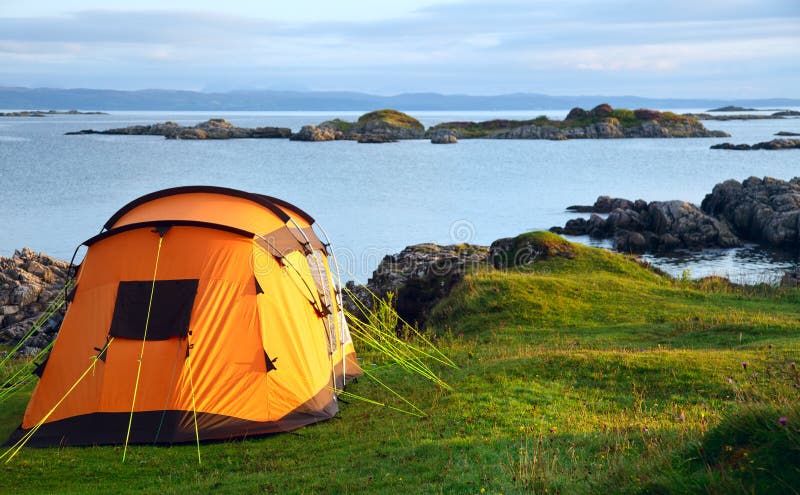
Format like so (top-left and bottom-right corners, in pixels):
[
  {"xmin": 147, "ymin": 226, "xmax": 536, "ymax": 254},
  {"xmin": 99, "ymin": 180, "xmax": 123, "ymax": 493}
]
[
  {"xmin": 551, "ymin": 176, "xmax": 800, "ymax": 252},
  {"xmin": 345, "ymin": 243, "xmax": 489, "ymax": 326},
  {"xmin": 710, "ymin": 139, "xmax": 800, "ymax": 150},
  {"xmin": 65, "ymin": 105, "xmax": 729, "ymax": 143},
  {"xmin": 66, "ymin": 118, "xmax": 291, "ymax": 139},
  {"xmin": 0, "ymin": 249, "xmax": 69, "ymax": 357}
]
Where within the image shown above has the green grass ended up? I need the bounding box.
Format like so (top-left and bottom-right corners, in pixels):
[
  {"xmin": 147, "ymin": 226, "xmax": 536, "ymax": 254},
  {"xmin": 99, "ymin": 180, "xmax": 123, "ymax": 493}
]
[
  {"xmin": 357, "ymin": 109, "xmax": 424, "ymax": 131},
  {"xmin": 1, "ymin": 232, "xmax": 798, "ymax": 494}
]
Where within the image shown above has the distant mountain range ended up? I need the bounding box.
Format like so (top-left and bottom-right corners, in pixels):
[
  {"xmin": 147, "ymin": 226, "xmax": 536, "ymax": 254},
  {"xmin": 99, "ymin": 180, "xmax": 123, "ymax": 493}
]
[{"xmin": 1, "ymin": 87, "xmax": 798, "ymax": 111}]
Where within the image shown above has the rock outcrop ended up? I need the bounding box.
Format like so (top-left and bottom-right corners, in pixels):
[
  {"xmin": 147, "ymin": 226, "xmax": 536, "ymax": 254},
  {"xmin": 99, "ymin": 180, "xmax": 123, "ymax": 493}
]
[
  {"xmin": 291, "ymin": 109, "xmax": 424, "ymax": 143},
  {"xmin": 430, "ymin": 130, "xmax": 458, "ymax": 144},
  {"xmin": 552, "ymin": 197, "xmax": 741, "ymax": 253},
  {"xmin": 555, "ymin": 176, "xmax": 800, "ymax": 252},
  {"xmin": 66, "ymin": 119, "xmax": 291, "ymax": 140},
  {"xmin": 776, "ymin": 131, "xmax": 800, "ymax": 136},
  {"xmin": 345, "ymin": 243, "xmax": 489, "ymax": 327},
  {"xmin": 710, "ymin": 139, "xmax": 800, "ymax": 150},
  {"xmin": 701, "ymin": 177, "xmax": 800, "ymax": 246},
  {"xmin": 428, "ymin": 104, "xmax": 729, "ymax": 140},
  {"xmin": 289, "ymin": 125, "xmax": 338, "ymax": 142},
  {"xmin": 0, "ymin": 249, "xmax": 69, "ymax": 356}
]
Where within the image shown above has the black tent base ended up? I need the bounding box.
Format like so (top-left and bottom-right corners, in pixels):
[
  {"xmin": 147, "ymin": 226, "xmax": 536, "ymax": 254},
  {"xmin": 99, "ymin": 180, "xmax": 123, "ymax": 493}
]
[{"xmin": 6, "ymin": 399, "xmax": 337, "ymax": 448}]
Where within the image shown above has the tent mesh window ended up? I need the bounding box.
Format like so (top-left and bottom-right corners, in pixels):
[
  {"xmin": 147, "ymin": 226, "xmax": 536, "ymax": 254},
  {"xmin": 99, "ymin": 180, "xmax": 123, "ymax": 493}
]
[
  {"xmin": 108, "ymin": 279, "xmax": 199, "ymax": 340},
  {"xmin": 306, "ymin": 252, "xmax": 337, "ymax": 352}
]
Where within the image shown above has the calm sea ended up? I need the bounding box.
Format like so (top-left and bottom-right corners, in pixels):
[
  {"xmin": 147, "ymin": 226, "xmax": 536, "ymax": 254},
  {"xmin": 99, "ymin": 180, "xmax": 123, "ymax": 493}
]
[{"xmin": 1, "ymin": 109, "xmax": 799, "ymax": 282}]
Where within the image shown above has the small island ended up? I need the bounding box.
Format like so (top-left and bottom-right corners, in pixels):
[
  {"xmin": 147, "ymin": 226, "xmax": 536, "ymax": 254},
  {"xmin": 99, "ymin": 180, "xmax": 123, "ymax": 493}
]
[
  {"xmin": 290, "ymin": 109, "xmax": 425, "ymax": 142},
  {"xmin": 0, "ymin": 109, "xmax": 108, "ymax": 117},
  {"xmin": 427, "ymin": 104, "xmax": 729, "ymax": 139},
  {"xmin": 65, "ymin": 105, "xmax": 730, "ymax": 143},
  {"xmin": 66, "ymin": 118, "xmax": 291, "ymax": 139},
  {"xmin": 710, "ymin": 139, "xmax": 800, "ymax": 150},
  {"xmin": 685, "ymin": 111, "xmax": 792, "ymax": 121},
  {"xmin": 707, "ymin": 105, "xmax": 757, "ymax": 112}
]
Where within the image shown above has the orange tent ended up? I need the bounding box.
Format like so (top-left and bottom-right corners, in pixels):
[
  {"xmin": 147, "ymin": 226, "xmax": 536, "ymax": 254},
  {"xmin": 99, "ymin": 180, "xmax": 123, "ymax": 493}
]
[{"xmin": 7, "ymin": 186, "xmax": 361, "ymax": 446}]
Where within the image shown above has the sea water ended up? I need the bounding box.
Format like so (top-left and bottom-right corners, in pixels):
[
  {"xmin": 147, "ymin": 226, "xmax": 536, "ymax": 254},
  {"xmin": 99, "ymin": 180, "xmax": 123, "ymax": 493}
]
[{"xmin": 0, "ymin": 110, "xmax": 798, "ymax": 282}]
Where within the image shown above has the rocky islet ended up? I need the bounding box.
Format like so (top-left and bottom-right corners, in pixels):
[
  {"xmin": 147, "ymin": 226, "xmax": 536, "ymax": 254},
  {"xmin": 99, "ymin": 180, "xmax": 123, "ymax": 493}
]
[
  {"xmin": 552, "ymin": 176, "xmax": 800, "ymax": 252},
  {"xmin": 710, "ymin": 139, "xmax": 800, "ymax": 150},
  {"xmin": 66, "ymin": 104, "xmax": 730, "ymax": 143},
  {"xmin": 66, "ymin": 118, "xmax": 291, "ymax": 140}
]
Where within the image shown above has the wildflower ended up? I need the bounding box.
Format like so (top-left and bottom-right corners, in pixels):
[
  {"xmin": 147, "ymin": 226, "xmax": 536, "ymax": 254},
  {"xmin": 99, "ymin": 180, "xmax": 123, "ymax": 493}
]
[
  {"xmin": 678, "ymin": 413, "xmax": 685, "ymax": 422},
  {"xmin": 549, "ymin": 426, "xmax": 556, "ymax": 434},
  {"xmin": 741, "ymin": 361, "xmax": 748, "ymax": 370},
  {"xmin": 779, "ymin": 417, "xmax": 788, "ymax": 425},
  {"xmin": 481, "ymin": 489, "xmax": 486, "ymax": 494},
  {"xmin": 643, "ymin": 425, "xmax": 649, "ymax": 433}
]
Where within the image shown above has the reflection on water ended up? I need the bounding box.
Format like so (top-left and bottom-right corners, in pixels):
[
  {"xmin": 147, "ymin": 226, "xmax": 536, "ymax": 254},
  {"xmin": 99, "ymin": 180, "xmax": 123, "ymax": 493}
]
[{"xmin": 567, "ymin": 235, "xmax": 799, "ymax": 285}]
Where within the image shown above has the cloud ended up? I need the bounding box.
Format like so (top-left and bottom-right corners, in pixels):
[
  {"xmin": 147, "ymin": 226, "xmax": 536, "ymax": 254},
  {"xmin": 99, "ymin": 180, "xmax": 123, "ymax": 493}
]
[{"xmin": 0, "ymin": 0, "xmax": 797, "ymax": 96}]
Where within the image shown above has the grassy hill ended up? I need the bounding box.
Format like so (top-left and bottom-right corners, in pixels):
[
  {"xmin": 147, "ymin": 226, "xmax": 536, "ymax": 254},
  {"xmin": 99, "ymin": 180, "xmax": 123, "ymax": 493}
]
[{"xmin": 1, "ymin": 232, "xmax": 798, "ymax": 494}]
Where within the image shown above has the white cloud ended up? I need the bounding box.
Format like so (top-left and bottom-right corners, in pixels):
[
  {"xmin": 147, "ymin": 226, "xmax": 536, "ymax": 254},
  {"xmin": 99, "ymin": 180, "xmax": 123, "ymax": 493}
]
[{"xmin": 0, "ymin": 1, "xmax": 797, "ymax": 96}]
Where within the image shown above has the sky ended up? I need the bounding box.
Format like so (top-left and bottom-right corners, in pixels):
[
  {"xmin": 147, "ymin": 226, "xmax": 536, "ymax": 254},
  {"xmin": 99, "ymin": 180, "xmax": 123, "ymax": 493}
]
[{"xmin": 0, "ymin": 0, "xmax": 798, "ymax": 98}]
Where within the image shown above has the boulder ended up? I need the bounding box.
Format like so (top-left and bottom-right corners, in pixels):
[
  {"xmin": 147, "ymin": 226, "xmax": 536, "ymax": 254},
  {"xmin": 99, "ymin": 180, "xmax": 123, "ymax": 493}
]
[
  {"xmin": 590, "ymin": 103, "xmax": 614, "ymax": 118},
  {"xmin": 290, "ymin": 125, "xmax": 338, "ymax": 142},
  {"xmin": 552, "ymin": 195, "xmax": 741, "ymax": 252},
  {"xmin": 701, "ymin": 177, "xmax": 800, "ymax": 246},
  {"xmin": 346, "ymin": 243, "xmax": 489, "ymax": 327},
  {"xmin": 647, "ymin": 200, "xmax": 740, "ymax": 250},
  {"xmin": 430, "ymin": 130, "xmax": 458, "ymax": 144},
  {"xmin": 613, "ymin": 230, "xmax": 648, "ymax": 253},
  {"xmin": 565, "ymin": 107, "xmax": 588, "ymax": 120}
]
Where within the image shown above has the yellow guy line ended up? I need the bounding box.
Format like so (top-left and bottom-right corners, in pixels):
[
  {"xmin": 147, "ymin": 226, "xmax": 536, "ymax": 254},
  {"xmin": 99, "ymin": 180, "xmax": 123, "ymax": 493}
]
[
  {"xmin": 122, "ymin": 235, "xmax": 164, "ymax": 463},
  {"xmin": 1, "ymin": 338, "xmax": 115, "ymax": 463}
]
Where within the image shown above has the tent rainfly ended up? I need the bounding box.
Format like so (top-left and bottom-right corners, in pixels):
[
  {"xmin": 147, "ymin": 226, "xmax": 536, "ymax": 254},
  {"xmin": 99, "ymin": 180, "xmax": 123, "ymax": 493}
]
[{"xmin": 6, "ymin": 186, "xmax": 361, "ymax": 449}]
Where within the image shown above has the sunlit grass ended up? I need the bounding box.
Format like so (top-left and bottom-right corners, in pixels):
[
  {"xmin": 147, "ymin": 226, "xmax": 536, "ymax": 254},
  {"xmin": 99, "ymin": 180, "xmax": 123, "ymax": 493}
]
[{"xmin": 0, "ymin": 232, "xmax": 797, "ymax": 494}]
